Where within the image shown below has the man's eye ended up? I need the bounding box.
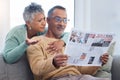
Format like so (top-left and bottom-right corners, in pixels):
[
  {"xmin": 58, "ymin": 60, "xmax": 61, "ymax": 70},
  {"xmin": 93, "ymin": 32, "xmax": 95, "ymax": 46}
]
[
  {"xmin": 63, "ymin": 19, "xmax": 67, "ymax": 23},
  {"xmin": 55, "ymin": 17, "xmax": 61, "ymax": 22}
]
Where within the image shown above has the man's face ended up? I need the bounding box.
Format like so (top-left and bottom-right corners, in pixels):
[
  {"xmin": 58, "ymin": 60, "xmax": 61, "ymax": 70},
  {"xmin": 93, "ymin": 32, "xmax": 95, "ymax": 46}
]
[{"xmin": 47, "ymin": 8, "xmax": 67, "ymax": 38}]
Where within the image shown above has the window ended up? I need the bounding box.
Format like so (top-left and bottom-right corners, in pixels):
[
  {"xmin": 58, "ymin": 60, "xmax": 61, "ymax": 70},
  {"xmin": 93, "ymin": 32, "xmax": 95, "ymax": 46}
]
[{"xmin": 10, "ymin": 0, "xmax": 74, "ymax": 32}]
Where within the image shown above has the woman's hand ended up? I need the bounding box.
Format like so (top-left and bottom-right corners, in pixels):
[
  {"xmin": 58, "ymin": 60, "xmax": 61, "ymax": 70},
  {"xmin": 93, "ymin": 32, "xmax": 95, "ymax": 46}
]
[
  {"xmin": 26, "ymin": 38, "xmax": 39, "ymax": 45},
  {"xmin": 46, "ymin": 40, "xmax": 65, "ymax": 54}
]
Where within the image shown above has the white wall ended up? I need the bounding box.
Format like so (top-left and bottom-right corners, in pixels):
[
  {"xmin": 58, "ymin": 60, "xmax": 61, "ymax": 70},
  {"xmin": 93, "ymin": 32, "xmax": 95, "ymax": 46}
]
[
  {"xmin": 74, "ymin": 0, "xmax": 91, "ymax": 31},
  {"xmin": 0, "ymin": 0, "xmax": 10, "ymax": 52},
  {"xmin": 75, "ymin": 0, "xmax": 120, "ymax": 55},
  {"xmin": 90, "ymin": 0, "xmax": 120, "ymax": 55},
  {"xmin": 10, "ymin": 0, "xmax": 74, "ymax": 32}
]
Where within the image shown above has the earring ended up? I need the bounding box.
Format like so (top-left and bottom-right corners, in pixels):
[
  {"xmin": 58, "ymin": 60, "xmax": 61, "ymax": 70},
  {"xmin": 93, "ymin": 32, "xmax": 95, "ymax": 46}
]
[{"xmin": 29, "ymin": 27, "xmax": 32, "ymax": 30}]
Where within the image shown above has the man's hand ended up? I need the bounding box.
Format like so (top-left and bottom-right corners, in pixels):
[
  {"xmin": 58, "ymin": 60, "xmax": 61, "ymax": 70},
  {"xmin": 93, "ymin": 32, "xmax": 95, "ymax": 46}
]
[
  {"xmin": 53, "ymin": 54, "xmax": 68, "ymax": 68},
  {"xmin": 100, "ymin": 53, "xmax": 109, "ymax": 66},
  {"xmin": 46, "ymin": 40, "xmax": 65, "ymax": 54},
  {"xmin": 26, "ymin": 38, "xmax": 39, "ymax": 45}
]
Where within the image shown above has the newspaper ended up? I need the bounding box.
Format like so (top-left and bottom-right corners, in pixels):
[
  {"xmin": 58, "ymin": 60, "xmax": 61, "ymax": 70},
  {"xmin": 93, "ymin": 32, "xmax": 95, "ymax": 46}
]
[{"xmin": 64, "ymin": 28, "xmax": 114, "ymax": 66}]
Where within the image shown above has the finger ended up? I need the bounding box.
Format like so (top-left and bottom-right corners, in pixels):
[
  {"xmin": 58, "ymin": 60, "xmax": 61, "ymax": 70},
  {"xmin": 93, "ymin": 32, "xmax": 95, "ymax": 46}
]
[
  {"xmin": 61, "ymin": 61, "xmax": 67, "ymax": 67},
  {"xmin": 48, "ymin": 42, "xmax": 54, "ymax": 46},
  {"xmin": 49, "ymin": 51, "xmax": 57, "ymax": 55},
  {"xmin": 48, "ymin": 49, "xmax": 56, "ymax": 53},
  {"xmin": 47, "ymin": 47, "xmax": 58, "ymax": 54},
  {"xmin": 31, "ymin": 40, "xmax": 39, "ymax": 44},
  {"xmin": 55, "ymin": 57, "xmax": 68, "ymax": 61},
  {"xmin": 101, "ymin": 56, "xmax": 109, "ymax": 61},
  {"xmin": 46, "ymin": 45, "xmax": 54, "ymax": 50},
  {"xmin": 54, "ymin": 59, "xmax": 65, "ymax": 67},
  {"xmin": 56, "ymin": 60, "xmax": 67, "ymax": 67},
  {"xmin": 55, "ymin": 55, "xmax": 68, "ymax": 62},
  {"xmin": 102, "ymin": 58, "xmax": 108, "ymax": 64}
]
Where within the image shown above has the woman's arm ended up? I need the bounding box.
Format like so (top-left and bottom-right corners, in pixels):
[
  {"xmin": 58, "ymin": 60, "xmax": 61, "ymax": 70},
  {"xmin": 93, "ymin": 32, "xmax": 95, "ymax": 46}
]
[{"xmin": 3, "ymin": 36, "xmax": 28, "ymax": 63}]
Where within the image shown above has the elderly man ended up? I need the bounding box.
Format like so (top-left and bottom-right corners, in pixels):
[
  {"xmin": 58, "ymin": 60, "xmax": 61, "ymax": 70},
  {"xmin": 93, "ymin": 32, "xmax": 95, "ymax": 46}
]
[{"xmin": 27, "ymin": 5, "xmax": 109, "ymax": 80}]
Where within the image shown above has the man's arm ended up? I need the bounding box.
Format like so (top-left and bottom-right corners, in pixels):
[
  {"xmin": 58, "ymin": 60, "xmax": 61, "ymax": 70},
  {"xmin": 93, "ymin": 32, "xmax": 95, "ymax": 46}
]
[
  {"xmin": 27, "ymin": 44, "xmax": 57, "ymax": 76},
  {"xmin": 100, "ymin": 53, "xmax": 109, "ymax": 66}
]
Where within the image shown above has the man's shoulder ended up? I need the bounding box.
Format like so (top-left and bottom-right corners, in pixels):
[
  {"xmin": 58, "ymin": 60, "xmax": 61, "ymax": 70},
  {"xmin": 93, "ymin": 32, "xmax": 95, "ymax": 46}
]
[{"xmin": 27, "ymin": 36, "xmax": 45, "ymax": 50}]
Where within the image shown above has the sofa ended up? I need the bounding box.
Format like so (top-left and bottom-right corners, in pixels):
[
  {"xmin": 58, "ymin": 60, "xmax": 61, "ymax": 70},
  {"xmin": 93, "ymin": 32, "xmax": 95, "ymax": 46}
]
[
  {"xmin": 0, "ymin": 53, "xmax": 120, "ymax": 80},
  {"xmin": 0, "ymin": 54, "xmax": 34, "ymax": 80}
]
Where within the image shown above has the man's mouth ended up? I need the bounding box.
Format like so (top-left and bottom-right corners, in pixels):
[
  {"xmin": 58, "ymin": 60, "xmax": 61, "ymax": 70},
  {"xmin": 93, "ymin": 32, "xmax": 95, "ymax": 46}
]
[{"xmin": 57, "ymin": 26, "xmax": 64, "ymax": 31}]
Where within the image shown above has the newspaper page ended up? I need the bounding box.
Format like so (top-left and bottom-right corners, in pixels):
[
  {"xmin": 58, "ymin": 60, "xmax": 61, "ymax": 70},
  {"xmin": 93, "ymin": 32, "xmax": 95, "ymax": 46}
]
[{"xmin": 64, "ymin": 28, "xmax": 114, "ymax": 66}]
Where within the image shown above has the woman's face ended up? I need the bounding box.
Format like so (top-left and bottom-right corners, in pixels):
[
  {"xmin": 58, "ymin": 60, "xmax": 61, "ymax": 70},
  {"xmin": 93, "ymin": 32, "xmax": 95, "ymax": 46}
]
[{"xmin": 28, "ymin": 12, "xmax": 46, "ymax": 32}]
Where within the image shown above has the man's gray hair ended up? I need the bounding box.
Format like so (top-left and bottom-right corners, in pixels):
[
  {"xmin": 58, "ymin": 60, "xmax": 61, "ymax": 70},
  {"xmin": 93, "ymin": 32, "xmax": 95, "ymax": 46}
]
[
  {"xmin": 23, "ymin": 2, "xmax": 44, "ymax": 22},
  {"xmin": 47, "ymin": 5, "xmax": 66, "ymax": 18}
]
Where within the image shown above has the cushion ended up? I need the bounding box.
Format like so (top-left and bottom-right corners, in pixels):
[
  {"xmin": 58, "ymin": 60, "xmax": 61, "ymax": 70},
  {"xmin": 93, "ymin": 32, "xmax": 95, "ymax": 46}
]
[
  {"xmin": 94, "ymin": 55, "xmax": 112, "ymax": 80},
  {"xmin": 100, "ymin": 55, "xmax": 113, "ymax": 73},
  {"xmin": 101, "ymin": 41, "xmax": 116, "ymax": 72},
  {"xmin": 107, "ymin": 41, "xmax": 116, "ymax": 56},
  {"xmin": 6, "ymin": 54, "xmax": 34, "ymax": 80},
  {"xmin": 0, "ymin": 53, "xmax": 34, "ymax": 80},
  {"xmin": 94, "ymin": 70, "xmax": 111, "ymax": 80},
  {"xmin": 94, "ymin": 41, "xmax": 116, "ymax": 79}
]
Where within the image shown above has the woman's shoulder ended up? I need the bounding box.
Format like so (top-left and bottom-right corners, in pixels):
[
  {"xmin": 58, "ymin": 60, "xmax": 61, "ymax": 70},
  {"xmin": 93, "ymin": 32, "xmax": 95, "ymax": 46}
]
[
  {"xmin": 10, "ymin": 24, "xmax": 26, "ymax": 32},
  {"xmin": 7, "ymin": 24, "xmax": 26, "ymax": 35},
  {"xmin": 6, "ymin": 24, "xmax": 26, "ymax": 39}
]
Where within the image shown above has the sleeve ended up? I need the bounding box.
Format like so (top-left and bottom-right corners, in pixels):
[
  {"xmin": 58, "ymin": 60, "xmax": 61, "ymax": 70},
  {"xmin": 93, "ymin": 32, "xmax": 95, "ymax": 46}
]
[
  {"xmin": 2, "ymin": 31, "xmax": 28, "ymax": 64},
  {"xmin": 27, "ymin": 44, "xmax": 56, "ymax": 76}
]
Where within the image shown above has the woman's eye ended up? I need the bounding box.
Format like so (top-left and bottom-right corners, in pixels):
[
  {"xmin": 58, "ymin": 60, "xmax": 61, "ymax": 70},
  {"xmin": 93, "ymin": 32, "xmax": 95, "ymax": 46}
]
[{"xmin": 38, "ymin": 17, "xmax": 46, "ymax": 22}]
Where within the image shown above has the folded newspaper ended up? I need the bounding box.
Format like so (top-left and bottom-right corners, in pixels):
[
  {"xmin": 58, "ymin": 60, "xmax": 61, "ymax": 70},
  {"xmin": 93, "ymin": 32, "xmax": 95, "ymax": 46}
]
[{"xmin": 65, "ymin": 28, "xmax": 114, "ymax": 66}]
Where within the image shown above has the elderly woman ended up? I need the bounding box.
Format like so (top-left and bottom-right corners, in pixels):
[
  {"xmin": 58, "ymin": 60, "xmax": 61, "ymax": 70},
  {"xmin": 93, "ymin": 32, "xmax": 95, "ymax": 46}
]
[{"xmin": 3, "ymin": 2, "xmax": 67, "ymax": 64}]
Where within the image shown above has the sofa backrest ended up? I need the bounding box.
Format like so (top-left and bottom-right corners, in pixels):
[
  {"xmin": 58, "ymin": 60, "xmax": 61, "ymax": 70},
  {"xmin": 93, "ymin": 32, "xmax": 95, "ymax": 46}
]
[{"xmin": 0, "ymin": 53, "xmax": 34, "ymax": 80}]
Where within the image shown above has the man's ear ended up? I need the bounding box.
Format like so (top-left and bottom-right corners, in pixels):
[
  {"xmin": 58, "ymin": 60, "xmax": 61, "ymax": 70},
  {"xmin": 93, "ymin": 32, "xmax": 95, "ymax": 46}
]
[{"xmin": 47, "ymin": 17, "xmax": 50, "ymax": 23}]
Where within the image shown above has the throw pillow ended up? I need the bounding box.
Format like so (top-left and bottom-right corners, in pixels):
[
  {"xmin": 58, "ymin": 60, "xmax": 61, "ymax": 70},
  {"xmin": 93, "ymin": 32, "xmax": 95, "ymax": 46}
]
[
  {"xmin": 94, "ymin": 41, "xmax": 116, "ymax": 79},
  {"xmin": 107, "ymin": 41, "xmax": 116, "ymax": 56}
]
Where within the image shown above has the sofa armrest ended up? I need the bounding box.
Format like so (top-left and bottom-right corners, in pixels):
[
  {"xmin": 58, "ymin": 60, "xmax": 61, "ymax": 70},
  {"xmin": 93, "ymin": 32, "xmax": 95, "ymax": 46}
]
[
  {"xmin": 111, "ymin": 54, "xmax": 120, "ymax": 80},
  {"xmin": 0, "ymin": 54, "xmax": 34, "ymax": 80}
]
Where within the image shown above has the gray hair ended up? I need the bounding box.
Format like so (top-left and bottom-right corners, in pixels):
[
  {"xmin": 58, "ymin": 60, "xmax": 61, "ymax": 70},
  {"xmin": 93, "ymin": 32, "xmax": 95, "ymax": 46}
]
[
  {"xmin": 47, "ymin": 5, "xmax": 66, "ymax": 18},
  {"xmin": 23, "ymin": 2, "xmax": 44, "ymax": 22}
]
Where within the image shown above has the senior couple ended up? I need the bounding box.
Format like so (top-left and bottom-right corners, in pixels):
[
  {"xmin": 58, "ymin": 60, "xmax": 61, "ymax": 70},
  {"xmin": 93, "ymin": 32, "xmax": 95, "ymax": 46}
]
[{"xmin": 3, "ymin": 2, "xmax": 109, "ymax": 80}]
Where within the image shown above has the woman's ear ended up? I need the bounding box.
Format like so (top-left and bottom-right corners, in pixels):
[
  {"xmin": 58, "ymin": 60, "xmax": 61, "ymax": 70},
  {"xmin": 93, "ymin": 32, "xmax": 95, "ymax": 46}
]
[{"xmin": 26, "ymin": 21, "xmax": 31, "ymax": 27}]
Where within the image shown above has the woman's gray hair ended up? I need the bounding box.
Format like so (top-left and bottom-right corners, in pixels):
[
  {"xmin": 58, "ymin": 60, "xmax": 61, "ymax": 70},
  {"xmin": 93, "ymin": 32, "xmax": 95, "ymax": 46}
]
[
  {"xmin": 23, "ymin": 2, "xmax": 44, "ymax": 22},
  {"xmin": 47, "ymin": 5, "xmax": 66, "ymax": 18}
]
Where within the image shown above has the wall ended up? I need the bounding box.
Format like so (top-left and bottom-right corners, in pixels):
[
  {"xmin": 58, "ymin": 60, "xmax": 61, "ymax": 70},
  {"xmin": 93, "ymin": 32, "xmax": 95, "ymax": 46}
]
[
  {"xmin": 91, "ymin": 0, "xmax": 120, "ymax": 55},
  {"xmin": 74, "ymin": 0, "xmax": 91, "ymax": 31},
  {"xmin": 75, "ymin": 0, "xmax": 120, "ymax": 55},
  {"xmin": 0, "ymin": 0, "xmax": 10, "ymax": 52}
]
